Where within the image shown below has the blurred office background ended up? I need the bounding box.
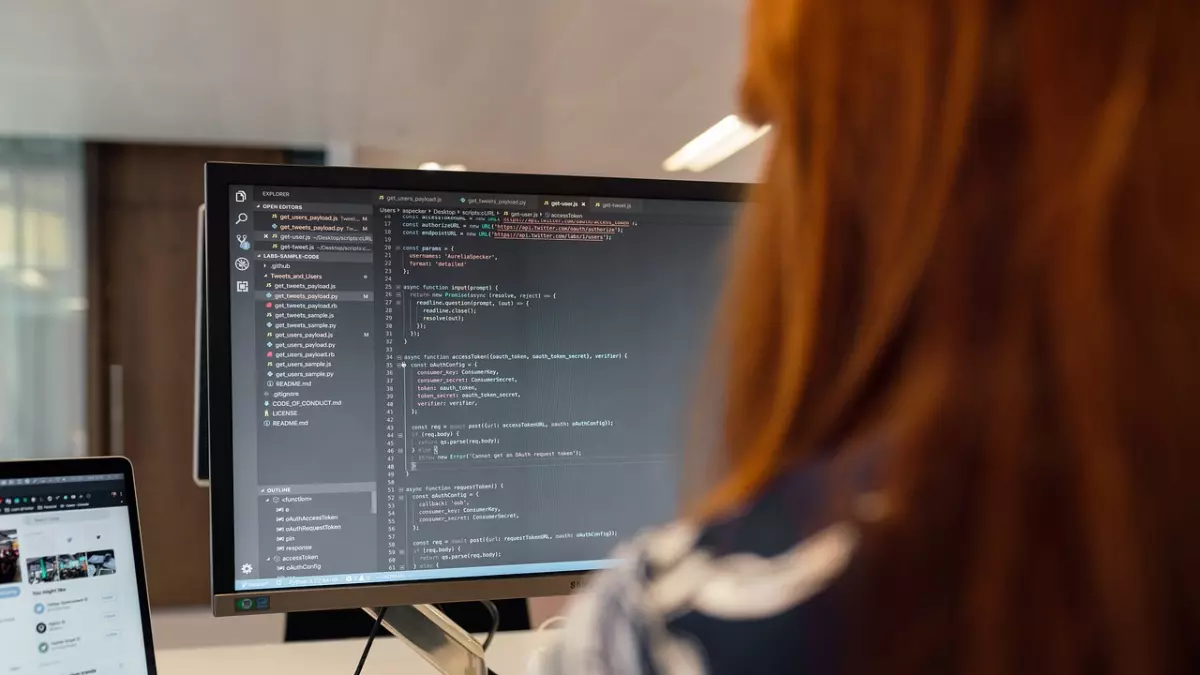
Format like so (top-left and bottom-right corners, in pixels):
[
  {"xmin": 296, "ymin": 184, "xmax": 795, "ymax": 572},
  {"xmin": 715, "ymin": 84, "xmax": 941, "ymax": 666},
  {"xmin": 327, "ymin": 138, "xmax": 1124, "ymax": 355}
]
[{"xmin": 0, "ymin": 0, "xmax": 762, "ymax": 645}]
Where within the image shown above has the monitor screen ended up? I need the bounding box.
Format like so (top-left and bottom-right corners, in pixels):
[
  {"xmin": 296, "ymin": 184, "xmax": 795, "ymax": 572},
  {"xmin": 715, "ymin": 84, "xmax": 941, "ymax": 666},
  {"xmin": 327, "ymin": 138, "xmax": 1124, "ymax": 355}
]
[
  {"xmin": 210, "ymin": 169, "xmax": 741, "ymax": 598},
  {"xmin": 0, "ymin": 472, "xmax": 150, "ymax": 673}
]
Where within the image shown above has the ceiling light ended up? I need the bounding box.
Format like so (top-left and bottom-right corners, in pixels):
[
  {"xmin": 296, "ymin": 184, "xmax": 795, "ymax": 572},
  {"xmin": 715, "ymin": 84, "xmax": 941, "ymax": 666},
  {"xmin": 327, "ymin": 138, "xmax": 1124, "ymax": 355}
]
[
  {"xmin": 662, "ymin": 115, "xmax": 770, "ymax": 173},
  {"xmin": 418, "ymin": 162, "xmax": 467, "ymax": 171}
]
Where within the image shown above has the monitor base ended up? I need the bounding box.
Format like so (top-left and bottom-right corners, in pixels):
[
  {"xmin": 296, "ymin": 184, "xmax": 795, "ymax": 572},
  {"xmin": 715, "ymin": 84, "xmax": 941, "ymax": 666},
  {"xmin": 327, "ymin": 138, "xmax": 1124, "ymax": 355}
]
[{"xmin": 361, "ymin": 605, "xmax": 487, "ymax": 675}]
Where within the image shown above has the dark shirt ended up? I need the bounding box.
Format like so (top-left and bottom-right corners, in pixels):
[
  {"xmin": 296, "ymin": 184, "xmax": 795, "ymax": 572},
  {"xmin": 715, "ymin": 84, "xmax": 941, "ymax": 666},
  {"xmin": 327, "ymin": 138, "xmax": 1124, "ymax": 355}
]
[{"xmin": 544, "ymin": 457, "xmax": 866, "ymax": 674}]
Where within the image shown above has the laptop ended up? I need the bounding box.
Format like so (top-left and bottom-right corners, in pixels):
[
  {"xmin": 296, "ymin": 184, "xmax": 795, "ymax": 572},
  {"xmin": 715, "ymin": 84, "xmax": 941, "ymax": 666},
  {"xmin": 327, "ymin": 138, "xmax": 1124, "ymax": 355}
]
[{"xmin": 0, "ymin": 457, "xmax": 157, "ymax": 674}]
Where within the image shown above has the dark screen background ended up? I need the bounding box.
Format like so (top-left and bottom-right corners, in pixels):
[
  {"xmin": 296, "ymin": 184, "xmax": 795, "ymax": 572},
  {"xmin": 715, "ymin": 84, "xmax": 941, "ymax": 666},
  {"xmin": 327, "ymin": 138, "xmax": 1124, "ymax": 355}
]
[{"xmin": 231, "ymin": 185, "xmax": 737, "ymax": 580}]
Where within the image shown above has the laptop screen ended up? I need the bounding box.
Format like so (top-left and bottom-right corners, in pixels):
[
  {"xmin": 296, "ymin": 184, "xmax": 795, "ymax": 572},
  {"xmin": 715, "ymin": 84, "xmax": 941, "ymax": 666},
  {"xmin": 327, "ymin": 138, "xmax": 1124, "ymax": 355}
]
[{"xmin": 0, "ymin": 472, "xmax": 150, "ymax": 674}]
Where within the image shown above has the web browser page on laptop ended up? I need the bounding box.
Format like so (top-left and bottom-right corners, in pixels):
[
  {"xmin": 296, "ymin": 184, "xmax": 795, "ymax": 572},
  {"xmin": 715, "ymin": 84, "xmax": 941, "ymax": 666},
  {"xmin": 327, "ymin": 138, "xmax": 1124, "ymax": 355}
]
[{"xmin": 0, "ymin": 473, "xmax": 148, "ymax": 675}]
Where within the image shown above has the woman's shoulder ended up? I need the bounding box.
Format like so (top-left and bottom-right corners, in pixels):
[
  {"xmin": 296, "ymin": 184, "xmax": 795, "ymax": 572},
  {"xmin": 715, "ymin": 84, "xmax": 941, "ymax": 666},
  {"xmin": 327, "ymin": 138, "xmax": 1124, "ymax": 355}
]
[
  {"xmin": 543, "ymin": 457, "xmax": 866, "ymax": 675},
  {"xmin": 634, "ymin": 456, "xmax": 860, "ymax": 614}
]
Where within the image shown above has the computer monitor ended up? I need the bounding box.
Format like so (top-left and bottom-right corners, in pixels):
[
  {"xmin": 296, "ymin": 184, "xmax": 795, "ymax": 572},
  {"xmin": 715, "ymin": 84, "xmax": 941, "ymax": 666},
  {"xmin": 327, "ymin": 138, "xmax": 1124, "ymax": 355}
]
[{"xmin": 205, "ymin": 163, "xmax": 744, "ymax": 616}]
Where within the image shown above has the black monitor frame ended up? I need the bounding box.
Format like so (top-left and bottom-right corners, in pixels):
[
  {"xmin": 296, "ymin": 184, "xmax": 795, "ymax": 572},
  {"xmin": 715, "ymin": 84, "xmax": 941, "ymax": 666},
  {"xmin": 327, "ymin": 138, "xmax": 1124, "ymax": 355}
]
[{"xmin": 205, "ymin": 162, "xmax": 745, "ymax": 616}]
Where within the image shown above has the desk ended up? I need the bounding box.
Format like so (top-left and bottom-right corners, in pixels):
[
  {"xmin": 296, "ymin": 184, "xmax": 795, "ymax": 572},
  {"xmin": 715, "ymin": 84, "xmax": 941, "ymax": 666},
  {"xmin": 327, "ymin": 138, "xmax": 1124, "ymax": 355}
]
[{"xmin": 156, "ymin": 630, "xmax": 551, "ymax": 675}]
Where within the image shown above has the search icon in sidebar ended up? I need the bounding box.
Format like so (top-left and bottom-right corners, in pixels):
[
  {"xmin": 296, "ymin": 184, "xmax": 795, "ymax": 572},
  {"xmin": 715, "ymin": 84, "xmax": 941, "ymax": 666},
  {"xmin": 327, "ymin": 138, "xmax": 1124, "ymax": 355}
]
[{"xmin": 235, "ymin": 213, "xmax": 248, "ymax": 224}]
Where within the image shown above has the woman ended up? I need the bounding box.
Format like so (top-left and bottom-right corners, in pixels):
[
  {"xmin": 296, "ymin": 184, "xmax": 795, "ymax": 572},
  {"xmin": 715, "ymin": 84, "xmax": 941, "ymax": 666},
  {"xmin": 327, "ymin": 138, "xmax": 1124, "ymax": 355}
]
[{"xmin": 545, "ymin": 0, "xmax": 1199, "ymax": 673}]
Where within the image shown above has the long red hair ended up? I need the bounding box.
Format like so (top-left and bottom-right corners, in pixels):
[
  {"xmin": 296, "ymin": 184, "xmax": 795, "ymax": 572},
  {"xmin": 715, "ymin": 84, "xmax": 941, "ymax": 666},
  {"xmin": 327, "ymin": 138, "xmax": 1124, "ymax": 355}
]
[{"xmin": 709, "ymin": 0, "xmax": 1200, "ymax": 673}]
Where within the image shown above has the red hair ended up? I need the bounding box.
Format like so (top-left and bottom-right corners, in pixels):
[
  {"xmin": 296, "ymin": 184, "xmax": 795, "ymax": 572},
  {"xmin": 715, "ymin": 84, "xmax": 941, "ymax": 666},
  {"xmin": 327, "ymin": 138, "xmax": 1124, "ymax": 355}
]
[{"xmin": 709, "ymin": 1, "xmax": 1200, "ymax": 673}]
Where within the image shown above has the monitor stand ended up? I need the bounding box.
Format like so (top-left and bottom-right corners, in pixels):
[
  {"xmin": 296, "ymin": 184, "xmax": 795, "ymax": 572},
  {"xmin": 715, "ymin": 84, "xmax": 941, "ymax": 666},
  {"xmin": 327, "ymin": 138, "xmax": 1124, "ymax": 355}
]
[{"xmin": 361, "ymin": 605, "xmax": 487, "ymax": 675}]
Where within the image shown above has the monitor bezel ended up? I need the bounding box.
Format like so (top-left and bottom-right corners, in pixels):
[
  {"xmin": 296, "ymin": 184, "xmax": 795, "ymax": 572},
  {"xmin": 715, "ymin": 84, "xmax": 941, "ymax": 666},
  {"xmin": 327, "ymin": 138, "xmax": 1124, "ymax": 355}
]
[
  {"xmin": 205, "ymin": 162, "xmax": 745, "ymax": 616},
  {"xmin": 0, "ymin": 457, "xmax": 158, "ymax": 670},
  {"xmin": 194, "ymin": 205, "xmax": 210, "ymax": 488}
]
